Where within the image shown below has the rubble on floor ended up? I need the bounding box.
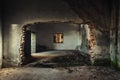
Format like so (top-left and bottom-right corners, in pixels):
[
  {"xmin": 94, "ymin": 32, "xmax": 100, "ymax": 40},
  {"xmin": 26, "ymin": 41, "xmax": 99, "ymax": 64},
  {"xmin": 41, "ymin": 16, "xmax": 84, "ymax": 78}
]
[{"xmin": 0, "ymin": 66, "xmax": 120, "ymax": 80}]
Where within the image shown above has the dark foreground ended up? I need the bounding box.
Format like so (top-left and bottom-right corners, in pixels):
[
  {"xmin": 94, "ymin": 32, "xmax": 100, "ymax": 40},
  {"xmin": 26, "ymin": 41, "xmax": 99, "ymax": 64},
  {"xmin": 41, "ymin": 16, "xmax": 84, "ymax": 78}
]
[{"xmin": 0, "ymin": 66, "xmax": 120, "ymax": 80}]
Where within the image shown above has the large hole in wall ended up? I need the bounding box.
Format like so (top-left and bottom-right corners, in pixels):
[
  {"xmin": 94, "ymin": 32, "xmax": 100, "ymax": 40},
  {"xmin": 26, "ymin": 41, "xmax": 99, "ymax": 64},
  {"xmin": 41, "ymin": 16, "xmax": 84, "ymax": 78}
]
[{"xmin": 19, "ymin": 22, "xmax": 96, "ymax": 67}]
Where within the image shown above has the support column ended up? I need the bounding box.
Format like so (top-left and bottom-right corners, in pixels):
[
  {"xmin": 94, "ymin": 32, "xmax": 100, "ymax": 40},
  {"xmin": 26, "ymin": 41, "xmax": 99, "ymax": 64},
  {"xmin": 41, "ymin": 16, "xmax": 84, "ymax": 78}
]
[
  {"xmin": 19, "ymin": 24, "xmax": 32, "ymax": 66},
  {"xmin": 110, "ymin": 0, "xmax": 119, "ymax": 67},
  {"xmin": 19, "ymin": 26, "xmax": 27, "ymax": 66},
  {"xmin": 0, "ymin": 14, "xmax": 2, "ymax": 68},
  {"xmin": 117, "ymin": 0, "xmax": 120, "ymax": 67}
]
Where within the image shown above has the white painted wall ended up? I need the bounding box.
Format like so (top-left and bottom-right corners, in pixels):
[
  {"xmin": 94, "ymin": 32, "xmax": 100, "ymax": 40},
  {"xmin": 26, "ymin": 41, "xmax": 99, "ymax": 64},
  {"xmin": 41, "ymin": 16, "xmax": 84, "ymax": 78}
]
[
  {"xmin": 31, "ymin": 32, "xmax": 36, "ymax": 53},
  {"xmin": 36, "ymin": 23, "xmax": 82, "ymax": 50}
]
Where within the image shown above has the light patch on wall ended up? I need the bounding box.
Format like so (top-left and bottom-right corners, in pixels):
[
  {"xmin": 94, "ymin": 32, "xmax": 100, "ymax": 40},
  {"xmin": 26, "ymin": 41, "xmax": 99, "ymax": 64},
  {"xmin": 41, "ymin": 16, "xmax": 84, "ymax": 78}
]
[
  {"xmin": 53, "ymin": 33, "xmax": 63, "ymax": 43},
  {"xmin": 11, "ymin": 24, "xmax": 19, "ymax": 29},
  {"xmin": 11, "ymin": 24, "xmax": 18, "ymax": 27}
]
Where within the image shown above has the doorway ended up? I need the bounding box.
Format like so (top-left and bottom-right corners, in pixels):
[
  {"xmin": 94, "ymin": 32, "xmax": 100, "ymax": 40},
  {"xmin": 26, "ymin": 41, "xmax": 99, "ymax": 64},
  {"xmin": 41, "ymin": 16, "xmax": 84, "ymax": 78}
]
[{"xmin": 19, "ymin": 22, "xmax": 92, "ymax": 67}]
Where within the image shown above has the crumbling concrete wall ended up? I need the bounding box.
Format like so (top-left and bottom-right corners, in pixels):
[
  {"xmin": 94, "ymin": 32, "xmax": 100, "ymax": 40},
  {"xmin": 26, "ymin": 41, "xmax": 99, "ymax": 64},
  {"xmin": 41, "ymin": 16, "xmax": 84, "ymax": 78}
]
[
  {"xmin": 2, "ymin": 0, "xmax": 111, "ymax": 67},
  {"xmin": 110, "ymin": 0, "xmax": 120, "ymax": 68},
  {"xmin": 64, "ymin": 0, "xmax": 111, "ymax": 65},
  {"xmin": 80, "ymin": 24, "xmax": 90, "ymax": 53},
  {"xmin": 93, "ymin": 29, "xmax": 110, "ymax": 65},
  {"xmin": 93, "ymin": 30, "xmax": 110, "ymax": 59},
  {"xmin": 80, "ymin": 24, "xmax": 110, "ymax": 64},
  {"xmin": 117, "ymin": 25, "xmax": 120, "ymax": 67},
  {"xmin": 3, "ymin": 23, "xmax": 21, "ymax": 66},
  {"xmin": 110, "ymin": 27, "xmax": 117, "ymax": 66},
  {"xmin": 116, "ymin": 0, "xmax": 120, "ymax": 68},
  {"xmin": 0, "ymin": 10, "xmax": 2, "ymax": 68},
  {"xmin": 3, "ymin": 0, "xmax": 82, "ymax": 67}
]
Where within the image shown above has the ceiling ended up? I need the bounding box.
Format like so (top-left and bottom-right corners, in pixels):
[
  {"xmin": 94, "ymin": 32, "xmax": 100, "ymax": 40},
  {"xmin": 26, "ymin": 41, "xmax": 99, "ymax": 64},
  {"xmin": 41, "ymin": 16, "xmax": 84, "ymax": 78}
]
[
  {"xmin": 63, "ymin": 0, "xmax": 113, "ymax": 31},
  {"xmin": 2, "ymin": 0, "xmax": 118, "ymax": 31}
]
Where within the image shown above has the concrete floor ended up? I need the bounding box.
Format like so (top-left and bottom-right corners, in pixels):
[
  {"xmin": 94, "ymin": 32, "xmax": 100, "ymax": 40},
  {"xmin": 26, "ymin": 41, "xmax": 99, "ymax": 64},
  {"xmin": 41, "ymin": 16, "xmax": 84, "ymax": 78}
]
[
  {"xmin": 0, "ymin": 66, "xmax": 120, "ymax": 80},
  {"xmin": 30, "ymin": 50, "xmax": 91, "ymax": 67}
]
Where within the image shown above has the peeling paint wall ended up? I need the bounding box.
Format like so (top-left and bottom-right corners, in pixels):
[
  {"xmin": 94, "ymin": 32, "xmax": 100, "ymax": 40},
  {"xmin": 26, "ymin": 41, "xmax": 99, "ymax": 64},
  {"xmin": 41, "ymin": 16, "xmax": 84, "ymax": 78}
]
[{"xmin": 3, "ymin": 0, "xmax": 82, "ymax": 67}]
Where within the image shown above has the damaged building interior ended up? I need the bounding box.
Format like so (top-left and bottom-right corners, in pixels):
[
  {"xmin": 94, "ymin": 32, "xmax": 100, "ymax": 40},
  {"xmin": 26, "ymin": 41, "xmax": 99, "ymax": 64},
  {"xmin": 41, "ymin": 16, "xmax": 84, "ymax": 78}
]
[{"xmin": 0, "ymin": 0, "xmax": 120, "ymax": 80}]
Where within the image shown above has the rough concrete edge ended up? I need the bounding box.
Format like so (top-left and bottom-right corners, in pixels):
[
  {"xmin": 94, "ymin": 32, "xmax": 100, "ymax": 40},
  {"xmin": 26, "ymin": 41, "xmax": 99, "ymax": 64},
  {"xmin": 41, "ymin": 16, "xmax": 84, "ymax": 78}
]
[{"xmin": 0, "ymin": 12, "xmax": 2, "ymax": 68}]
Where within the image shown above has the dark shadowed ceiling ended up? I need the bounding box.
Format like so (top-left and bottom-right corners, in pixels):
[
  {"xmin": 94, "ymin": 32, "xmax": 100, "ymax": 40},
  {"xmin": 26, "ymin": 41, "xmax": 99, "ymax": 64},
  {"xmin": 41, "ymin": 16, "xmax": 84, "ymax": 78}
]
[
  {"xmin": 63, "ymin": 0, "xmax": 113, "ymax": 31},
  {"xmin": 2, "ymin": 0, "xmax": 117, "ymax": 31}
]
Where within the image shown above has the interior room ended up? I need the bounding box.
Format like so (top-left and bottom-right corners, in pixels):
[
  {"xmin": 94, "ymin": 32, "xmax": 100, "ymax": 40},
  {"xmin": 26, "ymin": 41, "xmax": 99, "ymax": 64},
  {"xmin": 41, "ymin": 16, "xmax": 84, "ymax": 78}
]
[
  {"xmin": 0, "ymin": 0, "xmax": 120, "ymax": 80},
  {"xmin": 21, "ymin": 22, "xmax": 92, "ymax": 66}
]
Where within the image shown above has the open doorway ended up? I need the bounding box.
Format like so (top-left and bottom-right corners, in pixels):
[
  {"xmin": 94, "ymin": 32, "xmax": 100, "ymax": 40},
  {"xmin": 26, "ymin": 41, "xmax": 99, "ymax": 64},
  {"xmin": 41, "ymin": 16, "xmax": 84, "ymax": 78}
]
[{"xmin": 19, "ymin": 22, "xmax": 94, "ymax": 67}]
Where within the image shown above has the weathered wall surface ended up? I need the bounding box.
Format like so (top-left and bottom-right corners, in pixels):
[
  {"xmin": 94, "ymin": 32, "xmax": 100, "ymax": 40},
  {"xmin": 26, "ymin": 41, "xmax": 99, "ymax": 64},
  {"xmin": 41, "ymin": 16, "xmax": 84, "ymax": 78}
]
[
  {"xmin": 80, "ymin": 24, "xmax": 110, "ymax": 64},
  {"xmin": 32, "ymin": 23, "xmax": 110, "ymax": 62},
  {"xmin": 110, "ymin": 27, "xmax": 117, "ymax": 66},
  {"xmin": 93, "ymin": 30, "xmax": 110, "ymax": 59},
  {"xmin": 3, "ymin": 0, "xmax": 82, "ymax": 66},
  {"xmin": 117, "ymin": 26, "xmax": 120, "ymax": 67},
  {"xmin": 64, "ymin": 0, "xmax": 111, "ymax": 65},
  {"xmin": 2, "ymin": 0, "xmax": 111, "ymax": 67},
  {"xmin": 0, "ymin": 9, "xmax": 2, "ymax": 68},
  {"xmin": 35, "ymin": 23, "xmax": 81, "ymax": 50},
  {"xmin": 117, "ymin": 0, "xmax": 120, "ymax": 68},
  {"xmin": 89, "ymin": 29, "xmax": 110, "ymax": 65},
  {"xmin": 110, "ymin": 0, "xmax": 120, "ymax": 68},
  {"xmin": 3, "ymin": 23, "xmax": 21, "ymax": 66}
]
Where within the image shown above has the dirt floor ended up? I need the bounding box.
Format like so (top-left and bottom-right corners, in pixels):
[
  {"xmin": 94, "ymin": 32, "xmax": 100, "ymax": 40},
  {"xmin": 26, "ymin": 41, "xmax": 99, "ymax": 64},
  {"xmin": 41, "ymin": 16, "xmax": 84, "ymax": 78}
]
[{"xmin": 0, "ymin": 66, "xmax": 120, "ymax": 80}]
